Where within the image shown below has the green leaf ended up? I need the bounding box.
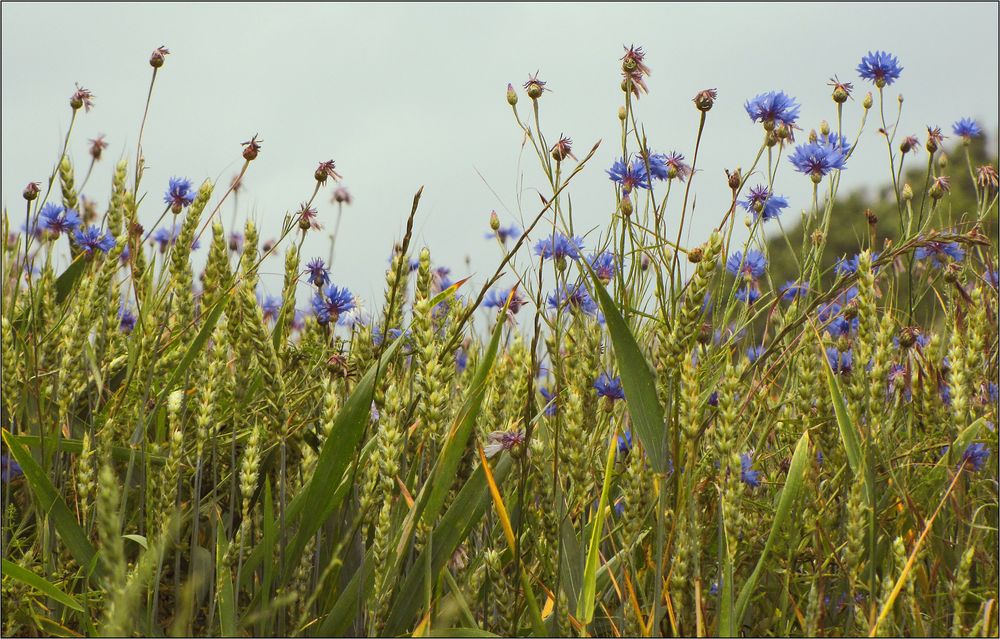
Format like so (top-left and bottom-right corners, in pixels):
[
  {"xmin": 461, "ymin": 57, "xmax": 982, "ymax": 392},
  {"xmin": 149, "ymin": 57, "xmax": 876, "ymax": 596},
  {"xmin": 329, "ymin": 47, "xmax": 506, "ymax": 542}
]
[
  {"xmin": 586, "ymin": 270, "xmax": 670, "ymax": 475},
  {"xmin": 373, "ymin": 455, "xmax": 515, "ymax": 636},
  {"xmin": 425, "ymin": 630, "xmax": 501, "ymax": 638},
  {"xmin": 158, "ymin": 297, "xmax": 227, "ymax": 400},
  {"xmin": 734, "ymin": 430, "xmax": 810, "ymax": 624},
  {"xmin": 1, "ymin": 429, "xmax": 98, "ymax": 574},
  {"xmin": 215, "ymin": 522, "xmax": 238, "ymax": 637},
  {"xmin": 1, "ymin": 558, "xmax": 84, "ymax": 612},
  {"xmin": 559, "ymin": 517, "xmax": 584, "ymax": 615},
  {"xmin": 718, "ymin": 501, "xmax": 736, "ymax": 637},
  {"xmin": 54, "ymin": 256, "xmax": 86, "ymax": 304},
  {"xmin": 822, "ymin": 355, "xmax": 862, "ymax": 475},
  {"xmin": 577, "ymin": 431, "xmax": 618, "ymax": 624},
  {"xmin": 122, "ymin": 534, "xmax": 148, "ymax": 550},
  {"xmin": 280, "ymin": 336, "xmax": 404, "ymax": 585}
]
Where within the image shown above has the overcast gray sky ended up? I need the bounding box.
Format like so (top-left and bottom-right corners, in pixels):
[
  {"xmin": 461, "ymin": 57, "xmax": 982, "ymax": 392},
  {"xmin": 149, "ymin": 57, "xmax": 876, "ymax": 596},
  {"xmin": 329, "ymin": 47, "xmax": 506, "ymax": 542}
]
[{"xmin": 3, "ymin": 3, "xmax": 998, "ymax": 307}]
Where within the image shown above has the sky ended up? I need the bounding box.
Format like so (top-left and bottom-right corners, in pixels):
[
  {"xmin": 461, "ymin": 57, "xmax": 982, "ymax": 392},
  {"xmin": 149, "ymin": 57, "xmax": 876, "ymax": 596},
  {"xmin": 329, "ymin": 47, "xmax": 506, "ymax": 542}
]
[{"xmin": 3, "ymin": 2, "xmax": 998, "ymax": 309}]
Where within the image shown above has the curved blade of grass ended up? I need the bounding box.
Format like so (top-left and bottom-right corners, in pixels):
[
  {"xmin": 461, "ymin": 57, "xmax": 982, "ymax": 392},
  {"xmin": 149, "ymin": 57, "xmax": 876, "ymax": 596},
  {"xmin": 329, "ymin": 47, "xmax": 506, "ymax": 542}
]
[
  {"xmin": 54, "ymin": 256, "xmax": 85, "ymax": 304},
  {"xmin": 478, "ymin": 444, "xmax": 546, "ymax": 637},
  {"xmin": 279, "ymin": 336, "xmax": 403, "ymax": 585},
  {"xmin": 821, "ymin": 348, "xmax": 862, "ymax": 475},
  {"xmin": 586, "ymin": 270, "xmax": 670, "ymax": 475},
  {"xmin": 577, "ymin": 429, "xmax": 618, "ymax": 625},
  {"xmin": 718, "ymin": 501, "xmax": 735, "ymax": 637},
  {"xmin": 215, "ymin": 518, "xmax": 237, "ymax": 637},
  {"xmin": 734, "ymin": 430, "xmax": 810, "ymax": 625},
  {"xmin": 1, "ymin": 558, "xmax": 84, "ymax": 612},
  {"xmin": 1, "ymin": 429, "xmax": 97, "ymax": 574}
]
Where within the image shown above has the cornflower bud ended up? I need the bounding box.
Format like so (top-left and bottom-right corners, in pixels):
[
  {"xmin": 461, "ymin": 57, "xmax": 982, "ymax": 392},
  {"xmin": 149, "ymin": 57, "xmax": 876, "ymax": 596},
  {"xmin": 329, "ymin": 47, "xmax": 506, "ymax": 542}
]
[
  {"xmin": 489, "ymin": 210, "xmax": 500, "ymax": 231},
  {"xmin": 697, "ymin": 322, "xmax": 713, "ymax": 346},
  {"xmin": 727, "ymin": 168, "xmax": 741, "ymax": 191},
  {"xmin": 898, "ymin": 326, "xmax": 919, "ymax": 349},
  {"xmin": 862, "ymin": 92, "xmax": 873, "ymax": 109},
  {"xmin": 89, "ymin": 134, "xmax": 108, "ymax": 161},
  {"xmin": 829, "ymin": 76, "xmax": 853, "ymax": 103},
  {"xmin": 506, "ymin": 83, "xmax": 517, "ymax": 106},
  {"xmin": 937, "ymin": 153, "xmax": 949, "ymax": 170},
  {"xmin": 617, "ymin": 106, "xmax": 627, "ymax": 121},
  {"xmin": 620, "ymin": 192, "xmax": 633, "ymax": 217},
  {"xmin": 902, "ymin": 183, "xmax": 913, "ymax": 201},
  {"xmin": 929, "ymin": 176, "xmax": 950, "ymax": 200},
  {"xmin": 820, "ymin": 120, "xmax": 830, "ymax": 136},
  {"xmin": 811, "ymin": 229, "xmax": 825, "ymax": 246}
]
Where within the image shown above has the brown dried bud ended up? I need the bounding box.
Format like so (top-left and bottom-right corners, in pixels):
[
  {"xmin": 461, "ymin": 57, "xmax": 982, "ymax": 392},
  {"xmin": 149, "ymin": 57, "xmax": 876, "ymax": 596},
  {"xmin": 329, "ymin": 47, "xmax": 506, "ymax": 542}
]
[
  {"xmin": 697, "ymin": 322, "xmax": 713, "ymax": 346},
  {"xmin": 315, "ymin": 160, "xmax": 342, "ymax": 184},
  {"xmin": 811, "ymin": 229, "xmax": 825, "ymax": 246},
  {"xmin": 864, "ymin": 209, "xmax": 878, "ymax": 225},
  {"xmin": 898, "ymin": 326, "xmax": 919, "ymax": 349},
  {"xmin": 693, "ymin": 88, "xmax": 717, "ymax": 112},
  {"xmin": 89, "ymin": 134, "xmax": 108, "ymax": 161},
  {"xmin": 687, "ymin": 246, "xmax": 704, "ymax": 264},
  {"xmin": 150, "ymin": 46, "xmax": 169, "ymax": 68},
  {"xmin": 726, "ymin": 168, "xmax": 741, "ymax": 191},
  {"xmin": 242, "ymin": 135, "xmax": 262, "ymax": 161},
  {"xmin": 22, "ymin": 182, "xmax": 40, "ymax": 201},
  {"xmin": 550, "ymin": 135, "xmax": 574, "ymax": 162},
  {"xmin": 943, "ymin": 262, "xmax": 961, "ymax": 284}
]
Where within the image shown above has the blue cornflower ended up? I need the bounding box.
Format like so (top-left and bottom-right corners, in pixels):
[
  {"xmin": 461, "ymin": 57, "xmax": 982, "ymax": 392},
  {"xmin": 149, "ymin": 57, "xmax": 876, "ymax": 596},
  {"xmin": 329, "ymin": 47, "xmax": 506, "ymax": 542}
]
[
  {"xmin": 259, "ymin": 294, "xmax": 282, "ymax": 323},
  {"xmin": 540, "ymin": 387, "xmax": 557, "ymax": 416},
  {"xmin": 312, "ymin": 284, "xmax": 355, "ymax": 325},
  {"xmin": 588, "ymin": 251, "xmax": 618, "ymax": 283},
  {"xmin": 73, "ymin": 225, "xmax": 115, "ymax": 255},
  {"xmin": 915, "ymin": 240, "xmax": 965, "ymax": 268},
  {"xmin": 408, "ymin": 258, "xmax": 420, "ymax": 272},
  {"xmin": 987, "ymin": 382, "xmax": 998, "ymax": 405},
  {"xmin": 151, "ymin": 226, "xmax": 200, "ymax": 253},
  {"xmin": 455, "ymin": 348, "xmax": 468, "ymax": 373},
  {"xmin": 789, "ymin": 141, "xmax": 848, "ymax": 180},
  {"xmin": 746, "ymin": 345, "xmax": 765, "ymax": 363},
  {"xmin": 857, "ymin": 51, "xmax": 902, "ymax": 87},
  {"xmin": 740, "ymin": 453, "xmax": 760, "ymax": 488},
  {"xmin": 708, "ymin": 391, "xmax": 719, "ymax": 407},
  {"xmin": 827, "ymin": 310, "xmax": 858, "ymax": 338},
  {"xmin": 487, "ymin": 224, "xmax": 522, "ymax": 243},
  {"xmin": 986, "ymin": 266, "xmax": 998, "ymax": 289},
  {"xmin": 484, "ymin": 287, "xmax": 527, "ymax": 314},
  {"xmin": 118, "ymin": 304, "xmax": 136, "ymax": 334},
  {"xmin": 745, "ymin": 91, "xmax": 801, "ymax": 128},
  {"xmin": 164, "ymin": 177, "xmax": 195, "ymax": 210},
  {"xmin": 960, "ymin": 443, "xmax": 990, "ymax": 472},
  {"xmin": 726, "ymin": 249, "xmax": 768, "ymax": 280},
  {"xmin": 826, "ymin": 347, "xmax": 853, "ymax": 375},
  {"xmin": 616, "ymin": 430, "xmax": 633, "ymax": 456},
  {"xmin": 306, "ymin": 257, "xmax": 330, "ymax": 287},
  {"xmin": 940, "ymin": 383, "xmax": 952, "ymax": 406},
  {"xmin": 39, "ymin": 203, "xmax": 82, "ymax": 236},
  {"xmin": 952, "ymin": 118, "xmax": 982, "ymax": 140},
  {"xmin": 291, "ymin": 309, "xmax": 307, "ymax": 332},
  {"xmin": 780, "ymin": 280, "xmax": 809, "ymax": 301},
  {"xmin": 547, "ymin": 283, "xmax": 598, "ymax": 316},
  {"xmin": 607, "ymin": 157, "xmax": 651, "ymax": 192},
  {"xmin": 1, "ymin": 454, "xmax": 22, "ymax": 483},
  {"xmin": 739, "ymin": 185, "xmax": 788, "ymax": 222},
  {"xmin": 834, "ymin": 254, "xmax": 860, "ymax": 277},
  {"xmin": 643, "ymin": 153, "xmax": 670, "ymax": 181},
  {"xmin": 734, "ymin": 286, "xmax": 761, "ymax": 304},
  {"xmin": 594, "ymin": 372, "xmax": 625, "ymax": 401},
  {"xmin": 888, "ymin": 364, "xmax": 911, "ymax": 401},
  {"xmin": 819, "ymin": 132, "xmax": 851, "ymax": 154},
  {"xmin": 534, "ymin": 234, "xmax": 584, "ymax": 261}
]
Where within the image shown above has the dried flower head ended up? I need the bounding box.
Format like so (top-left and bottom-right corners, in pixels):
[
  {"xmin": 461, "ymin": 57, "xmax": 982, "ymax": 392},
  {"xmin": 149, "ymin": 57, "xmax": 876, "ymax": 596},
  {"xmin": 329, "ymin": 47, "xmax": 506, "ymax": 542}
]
[
  {"xmin": 929, "ymin": 175, "xmax": 951, "ymax": 200},
  {"xmin": 693, "ymin": 88, "xmax": 717, "ymax": 111},
  {"xmin": 828, "ymin": 76, "xmax": 854, "ymax": 103},
  {"xmin": 925, "ymin": 126, "xmax": 945, "ymax": 154},
  {"xmin": 22, "ymin": 181, "xmax": 40, "ymax": 201},
  {"xmin": 332, "ymin": 186, "xmax": 352, "ymax": 204},
  {"xmin": 241, "ymin": 134, "xmax": 263, "ymax": 161},
  {"xmin": 297, "ymin": 204, "xmax": 322, "ymax": 231},
  {"xmin": 523, "ymin": 71, "xmax": 548, "ymax": 99},
  {"xmin": 70, "ymin": 83, "xmax": 95, "ymax": 112},
  {"xmin": 315, "ymin": 160, "xmax": 342, "ymax": 185},
  {"xmin": 149, "ymin": 45, "xmax": 170, "ymax": 68},
  {"xmin": 89, "ymin": 134, "xmax": 108, "ymax": 161},
  {"xmin": 976, "ymin": 165, "xmax": 998, "ymax": 194},
  {"xmin": 550, "ymin": 135, "xmax": 575, "ymax": 162},
  {"xmin": 900, "ymin": 135, "xmax": 919, "ymax": 155}
]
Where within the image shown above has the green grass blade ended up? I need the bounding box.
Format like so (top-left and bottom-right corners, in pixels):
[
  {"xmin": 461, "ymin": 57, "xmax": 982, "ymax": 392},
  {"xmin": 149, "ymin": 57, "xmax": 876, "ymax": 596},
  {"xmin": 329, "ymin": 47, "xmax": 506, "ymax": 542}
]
[
  {"xmin": 1, "ymin": 429, "xmax": 97, "ymax": 574},
  {"xmin": 718, "ymin": 501, "xmax": 735, "ymax": 637},
  {"xmin": 822, "ymin": 353, "xmax": 862, "ymax": 475},
  {"xmin": 280, "ymin": 336, "xmax": 404, "ymax": 584},
  {"xmin": 587, "ymin": 270, "xmax": 670, "ymax": 475},
  {"xmin": 577, "ymin": 430, "xmax": 618, "ymax": 625},
  {"xmin": 1, "ymin": 558, "xmax": 84, "ymax": 612},
  {"xmin": 215, "ymin": 522, "xmax": 238, "ymax": 637},
  {"xmin": 54, "ymin": 256, "xmax": 85, "ymax": 304},
  {"xmin": 734, "ymin": 430, "xmax": 810, "ymax": 624},
  {"xmin": 159, "ymin": 298, "xmax": 227, "ymax": 400}
]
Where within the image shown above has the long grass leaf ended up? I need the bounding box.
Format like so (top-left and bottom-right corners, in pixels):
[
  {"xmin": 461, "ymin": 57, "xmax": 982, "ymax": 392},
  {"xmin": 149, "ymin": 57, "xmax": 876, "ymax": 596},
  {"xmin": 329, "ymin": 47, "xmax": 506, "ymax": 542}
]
[
  {"xmin": 577, "ymin": 429, "xmax": 618, "ymax": 624},
  {"xmin": 1, "ymin": 558, "xmax": 85, "ymax": 612}
]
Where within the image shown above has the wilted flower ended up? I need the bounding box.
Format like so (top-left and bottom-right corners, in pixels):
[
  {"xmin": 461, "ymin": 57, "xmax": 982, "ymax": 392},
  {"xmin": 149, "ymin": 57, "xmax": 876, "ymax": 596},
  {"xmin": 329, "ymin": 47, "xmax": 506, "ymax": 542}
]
[
  {"xmin": 654, "ymin": 151, "xmax": 692, "ymax": 181},
  {"xmin": 89, "ymin": 134, "xmax": 108, "ymax": 161},
  {"xmin": 484, "ymin": 428, "xmax": 526, "ymax": 458},
  {"xmin": 551, "ymin": 135, "xmax": 575, "ymax": 162},
  {"xmin": 149, "ymin": 45, "xmax": 170, "ymax": 68},
  {"xmin": 693, "ymin": 88, "xmax": 717, "ymax": 111},
  {"xmin": 523, "ymin": 71, "xmax": 548, "ymax": 99},
  {"xmin": 928, "ymin": 175, "xmax": 951, "ymax": 200},
  {"xmin": 900, "ymin": 135, "xmax": 920, "ymax": 155},
  {"xmin": 23, "ymin": 181, "xmax": 40, "ymax": 201},
  {"xmin": 297, "ymin": 204, "xmax": 322, "ymax": 231},
  {"xmin": 332, "ymin": 186, "xmax": 352, "ymax": 204},
  {"xmin": 242, "ymin": 134, "xmax": 263, "ymax": 161},
  {"xmin": 925, "ymin": 126, "xmax": 945, "ymax": 153},
  {"xmin": 620, "ymin": 45, "xmax": 651, "ymax": 97},
  {"xmin": 828, "ymin": 76, "xmax": 854, "ymax": 103},
  {"xmin": 857, "ymin": 51, "xmax": 902, "ymax": 87},
  {"xmin": 977, "ymin": 165, "xmax": 999, "ymax": 194},
  {"xmin": 70, "ymin": 83, "xmax": 95, "ymax": 111},
  {"xmin": 315, "ymin": 160, "xmax": 342, "ymax": 184}
]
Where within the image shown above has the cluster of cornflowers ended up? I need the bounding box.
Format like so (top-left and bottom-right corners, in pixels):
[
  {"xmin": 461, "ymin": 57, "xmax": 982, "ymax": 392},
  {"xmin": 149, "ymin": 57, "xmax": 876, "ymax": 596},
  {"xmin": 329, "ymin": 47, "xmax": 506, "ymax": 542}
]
[{"xmin": 726, "ymin": 249, "xmax": 767, "ymax": 304}]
